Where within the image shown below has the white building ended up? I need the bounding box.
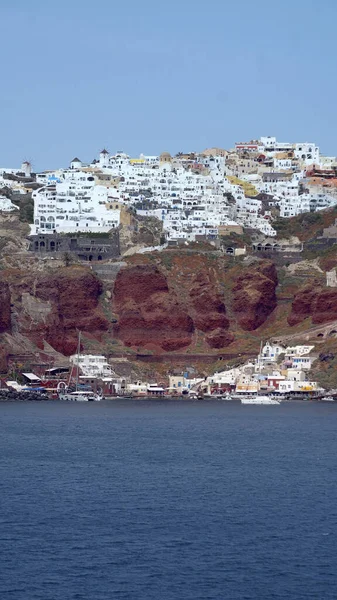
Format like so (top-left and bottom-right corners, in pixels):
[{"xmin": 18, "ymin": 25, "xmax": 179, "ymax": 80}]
[
  {"xmin": 70, "ymin": 354, "xmax": 115, "ymax": 378},
  {"xmin": 32, "ymin": 170, "xmax": 120, "ymax": 234},
  {"xmin": 28, "ymin": 137, "xmax": 337, "ymax": 241},
  {"xmin": 0, "ymin": 196, "xmax": 17, "ymax": 212}
]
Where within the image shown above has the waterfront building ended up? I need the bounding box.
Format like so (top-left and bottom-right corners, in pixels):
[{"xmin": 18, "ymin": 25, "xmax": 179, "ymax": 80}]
[{"xmin": 70, "ymin": 354, "xmax": 115, "ymax": 378}]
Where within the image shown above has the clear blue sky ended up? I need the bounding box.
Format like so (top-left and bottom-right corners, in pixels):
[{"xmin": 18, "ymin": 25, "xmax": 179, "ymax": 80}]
[{"xmin": 1, "ymin": 0, "xmax": 336, "ymax": 171}]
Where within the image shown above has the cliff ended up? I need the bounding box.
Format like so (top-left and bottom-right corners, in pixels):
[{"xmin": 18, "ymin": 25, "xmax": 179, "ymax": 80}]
[
  {"xmin": 0, "ymin": 249, "xmax": 336, "ymax": 367},
  {"xmin": 2, "ymin": 209, "xmax": 337, "ymax": 387},
  {"xmin": 113, "ymin": 264, "xmax": 194, "ymax": 351},
  {"xmin": 289, "ymin": 283, "xmax": 337, "ymax": 326},
  {"xmin": 1, "ymin": 266, "xmax": 109, "ymax": 359},
  {"xmin": 232, "ymin": 261, "xmax": 277, "ymax": 331}
]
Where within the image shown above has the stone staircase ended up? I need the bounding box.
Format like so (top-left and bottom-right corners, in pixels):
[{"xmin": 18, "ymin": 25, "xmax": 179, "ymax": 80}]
[{"xmin": 92, "ymin": 261, "xmax": 127, "ymax": 283}]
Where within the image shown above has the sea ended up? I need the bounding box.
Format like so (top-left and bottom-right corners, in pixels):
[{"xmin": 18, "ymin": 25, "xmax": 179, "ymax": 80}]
[{"xmin": 1, "ymin": 399, "xmax": 337, "ymax": 600}]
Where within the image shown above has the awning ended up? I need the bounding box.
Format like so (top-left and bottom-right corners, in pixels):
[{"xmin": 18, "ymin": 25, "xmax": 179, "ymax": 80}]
[
  {"xmin": 22, "ymin": 373, "xmax": 41, "ymax": 382},
  {"xmin": 45, "ymin": 367, "xmax": 69, "ymax": 374}
]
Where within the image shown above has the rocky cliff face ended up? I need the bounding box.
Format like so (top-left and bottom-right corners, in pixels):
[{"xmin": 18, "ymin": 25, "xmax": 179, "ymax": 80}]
[
  {"xmin": 188, "ymin": 270, "xmax": 233, "ymax": 348},
  {"xmin": 0, "ymin": 281, "xmax": 11, "ymax": 334},
  {"xmin": 232, "ymin": 261, "xmax": 278, "ymax": 331},
  {"xmin": 289, "ymin": 282, "xmax": 337, "ymax": 326},
  {"xmin": 2, "ymin": 266, "xmax": 109, "ymax": 357},
  {"xmin": 111, "ymin": 258, "xmax": 279, "ymax": 351},
  {"xmin": 2, "ymin": 246, "xmax": 337, "ymax": 373},
  {"xmin": 34, "ymin": 269, "xmax": 109, "ymax": 355},
  {"xmin": 113, "ymin": 264, "xmax": 194, "ymax": 351}
]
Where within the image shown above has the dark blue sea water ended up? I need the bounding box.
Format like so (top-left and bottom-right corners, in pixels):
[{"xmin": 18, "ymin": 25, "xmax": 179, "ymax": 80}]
[{"xmin": 1, "ymin": 400, "xmax": 337, "ymax": 600}]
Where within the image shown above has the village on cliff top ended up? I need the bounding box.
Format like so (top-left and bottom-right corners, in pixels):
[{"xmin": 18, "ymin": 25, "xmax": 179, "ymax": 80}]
[{"xmin": 1, "ymin": 135, "xmax": 337, "ymax": 399}]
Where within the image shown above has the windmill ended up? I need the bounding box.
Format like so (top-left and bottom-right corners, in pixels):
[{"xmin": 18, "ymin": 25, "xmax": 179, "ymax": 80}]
[{"xmin": 21, "ymin": 158, "xmax": 33, "ymax": 178}]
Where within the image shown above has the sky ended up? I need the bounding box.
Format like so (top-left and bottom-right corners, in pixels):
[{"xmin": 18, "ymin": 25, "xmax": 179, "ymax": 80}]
[{"xmin": 1, "ymin": 0, "xmax": 337, "ymax": 171}]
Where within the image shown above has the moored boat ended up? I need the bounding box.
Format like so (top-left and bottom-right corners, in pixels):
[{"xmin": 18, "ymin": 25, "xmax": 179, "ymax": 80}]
[
  {"xmin": 241, "ymin": 395, "xmax": 280, "ymax": 405},
  {"xmin": 58, "ymin": 389, "xmax": 102, "ymax": 402}
]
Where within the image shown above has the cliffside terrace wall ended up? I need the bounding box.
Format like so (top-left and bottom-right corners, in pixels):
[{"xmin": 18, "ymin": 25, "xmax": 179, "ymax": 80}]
[{"xmin": 28, "ymin": 231, "xmax": 120, "ymax": 261}]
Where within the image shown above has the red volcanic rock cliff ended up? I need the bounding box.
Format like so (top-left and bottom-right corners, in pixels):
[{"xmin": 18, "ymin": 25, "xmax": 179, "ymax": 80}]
[
  {"xmin": 3, "ymin": 267, "xmax": 109, "ymax": 356},
  {"xmin": 34, "ymin": 268, "xmax": 109, "ymax": 355},
  {"xmin": 288, "ymin": 282, "xmax": 321, "ymax": 326},
  {"xmin": 314, "ymin": 289, "xmax": 337, "ymax": 324},
  {"xmin": 4, "ymin": 250, "xmax": 337, "ymax": 371},
  {"xmin": 113, "ymin": 264, "xmax": 194, "ymax": 351},
  {"xmin": 112, "ymin": 259, "xmax": 279, "ymax": 351},
  {"xmin": 0, "ymin": 281, "xmax": 11, "ymax": 333},
  {"xmin": 189, "ymin": 271, "xmax": 233, "ymax": 348},
  {"xmin": 232, "ymin": 261, "xmax": 278, "ymax": 330},
  {"xmin": 289, "ymin": 282, "xmax": 337, "ymax": 326}
]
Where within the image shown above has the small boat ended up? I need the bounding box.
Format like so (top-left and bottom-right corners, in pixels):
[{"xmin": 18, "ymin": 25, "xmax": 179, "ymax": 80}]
[
  {"xmin": 241, "ymin": 395, "xmax": 280, "ymax": 405},
  {"xmin": 320, "ymin": 396, "xmax": 336, "ymax": 402},
  {"xmin": 59, "ymin": 390, "xmax": 89, "ymax": 402},
  {"xmin": 58, "ymin": 390, "xmax": 102, "ymax": 402}
]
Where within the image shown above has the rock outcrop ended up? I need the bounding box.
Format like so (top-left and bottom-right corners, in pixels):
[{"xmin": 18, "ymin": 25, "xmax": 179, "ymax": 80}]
[
  {"xmin": 313, "ymin": 289, "xmax": 337, "ymax": 324},
  {"xmin": 205, "ymin": 328, "xmax": 234, "ymax": 349},
  {"xmin": 33, "ymin": 268, "xmax": 108, "ymax": 354},
  {"xmin": 0, "ymin": 281, "xmax": 11, "ymax": 333},
  {"xmin": 232, "ymin": 261, "xmax": 278, "ymax": 330},
  {"xmin": 113, "ymin": 264, "xmax": 194, "ymax": 351},
  {"xmin": 288, "ymin": 282, "xmax": 320, "ymax": 326},
  {"xmin": 4, "ymin": 267, "xmax": 109, "ymax": 356},
  {"xmin": 288, "ymin": 282, "xmax": 337, "ymax": 326},
  {"xmin": 189, "ymin": 271, "xmax": 233, "ymax": 348}
]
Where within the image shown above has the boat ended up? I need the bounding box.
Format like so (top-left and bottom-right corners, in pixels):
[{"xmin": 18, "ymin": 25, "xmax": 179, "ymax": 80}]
[
  {"xmin": 58, "ymin": 390, "xmax": 102, "ymax": 402},
  {"xmin": 58, "ymin": 390, "xmax": 89, "ymax": 402},
  {"xmin": 320, "ymin": 396, "xmax": 336, "ymax": 402},
  {"xmin": 241, "ymin": 394, "xmax": 280, "ymax": 405}
]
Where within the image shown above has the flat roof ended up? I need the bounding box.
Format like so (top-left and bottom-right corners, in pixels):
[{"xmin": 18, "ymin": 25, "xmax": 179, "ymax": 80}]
[{"xmin": 22, "ymin": 372, "xmax": 41, "ymax": 381}]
